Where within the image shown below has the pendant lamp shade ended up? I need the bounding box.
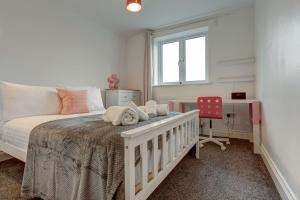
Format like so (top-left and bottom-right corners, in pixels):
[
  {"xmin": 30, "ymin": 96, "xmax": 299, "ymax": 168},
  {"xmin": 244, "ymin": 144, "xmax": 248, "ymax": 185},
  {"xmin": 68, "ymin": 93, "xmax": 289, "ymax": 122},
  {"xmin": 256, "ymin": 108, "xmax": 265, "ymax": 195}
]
[{"xmin": 127, "ymin": 0, "xmax": 142, "ymax": 12}]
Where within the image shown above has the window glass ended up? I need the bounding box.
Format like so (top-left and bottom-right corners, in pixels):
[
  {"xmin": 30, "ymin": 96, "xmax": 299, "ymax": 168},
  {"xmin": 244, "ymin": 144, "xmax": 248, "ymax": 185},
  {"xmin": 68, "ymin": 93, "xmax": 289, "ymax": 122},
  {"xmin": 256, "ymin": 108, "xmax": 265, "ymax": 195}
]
[
  {"xmin": 185, "ymin": 37, "xmax": 206, "ymax": 81},
  {"xmin": 162, "ymin": 42, "xmax": 179, "ymax": 83}
]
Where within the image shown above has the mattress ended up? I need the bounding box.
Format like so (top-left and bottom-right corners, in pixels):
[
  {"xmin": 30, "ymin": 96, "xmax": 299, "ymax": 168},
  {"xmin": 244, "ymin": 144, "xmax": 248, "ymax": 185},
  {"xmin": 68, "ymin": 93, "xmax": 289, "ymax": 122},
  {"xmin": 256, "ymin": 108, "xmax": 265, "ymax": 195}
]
[{"xmin": 0, "ymin": 111, "xmax": 105, "ymax": 151}]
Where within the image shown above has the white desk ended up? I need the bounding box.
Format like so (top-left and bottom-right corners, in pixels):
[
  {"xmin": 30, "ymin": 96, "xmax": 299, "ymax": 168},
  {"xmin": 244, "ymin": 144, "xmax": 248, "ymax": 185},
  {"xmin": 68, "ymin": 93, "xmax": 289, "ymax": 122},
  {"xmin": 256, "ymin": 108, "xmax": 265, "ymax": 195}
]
[{"xmin": 168, "ymin": 99, "xmax": 261, "ymax": 154}]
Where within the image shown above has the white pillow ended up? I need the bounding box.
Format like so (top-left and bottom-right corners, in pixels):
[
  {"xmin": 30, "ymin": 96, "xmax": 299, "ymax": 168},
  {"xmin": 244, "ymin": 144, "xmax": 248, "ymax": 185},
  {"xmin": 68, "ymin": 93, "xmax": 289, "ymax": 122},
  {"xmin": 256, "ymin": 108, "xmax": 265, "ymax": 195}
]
[
  {"xmin": 86, "ymin": 88, "xmax": 105, "ymax": 112},
  {"xmin": 60, "ymin": 86, "xmax": 105, "ymax": 112},
  {"xmin": 0, "ymin": 82, "xmax": 62, "ymax": 121}
]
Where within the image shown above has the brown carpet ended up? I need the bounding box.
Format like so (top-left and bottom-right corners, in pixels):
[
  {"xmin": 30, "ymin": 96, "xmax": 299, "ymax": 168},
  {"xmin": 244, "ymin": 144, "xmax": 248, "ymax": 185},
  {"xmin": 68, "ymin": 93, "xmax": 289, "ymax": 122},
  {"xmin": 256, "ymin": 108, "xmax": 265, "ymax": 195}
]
[{"xmin": 0, "ymin": 139, "xmax": 280, "ymax": 200}]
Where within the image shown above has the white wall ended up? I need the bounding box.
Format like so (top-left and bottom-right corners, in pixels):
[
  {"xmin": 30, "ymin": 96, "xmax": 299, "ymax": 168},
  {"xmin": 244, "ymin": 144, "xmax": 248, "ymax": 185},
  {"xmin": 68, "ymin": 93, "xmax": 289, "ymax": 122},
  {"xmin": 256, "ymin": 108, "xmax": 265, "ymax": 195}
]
[
  {"xmin": 255, "ymin": 0, "xmax": 300, "ymax": 198},
  {"xmin": 127, "ymin": 33, "xmax": 145, "ymax": 93},
  {"xmin": 152, "ymin": 6, "xmax": 255, "ymax": 102},
  {"xmin": 0, "ymin": 1, "xmax": 127, "ymax": 88},
  {"xmin": 126, "ymin": 6, "xmax": 255, "ymax": 101},
  {"xmin": 126, "ymin": 6, "xmax": 255, "ymax": 135}
]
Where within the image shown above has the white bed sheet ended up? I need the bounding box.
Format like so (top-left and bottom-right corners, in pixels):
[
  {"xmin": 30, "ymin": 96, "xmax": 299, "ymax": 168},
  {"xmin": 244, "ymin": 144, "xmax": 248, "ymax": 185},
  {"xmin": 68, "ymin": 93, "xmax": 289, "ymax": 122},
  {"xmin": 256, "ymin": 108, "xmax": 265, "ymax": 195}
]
[{"xmin": 0, "ymin": 111, "xmax": 105, "ymax": 151}]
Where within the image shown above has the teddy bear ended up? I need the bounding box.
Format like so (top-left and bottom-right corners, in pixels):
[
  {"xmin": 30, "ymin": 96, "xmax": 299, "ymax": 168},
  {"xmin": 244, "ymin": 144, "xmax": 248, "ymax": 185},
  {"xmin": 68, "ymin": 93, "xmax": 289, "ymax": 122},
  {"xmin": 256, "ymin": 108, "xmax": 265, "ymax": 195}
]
[{"xmin": 107, "ymin": 74, "xmax": 120, "ymax": 89}]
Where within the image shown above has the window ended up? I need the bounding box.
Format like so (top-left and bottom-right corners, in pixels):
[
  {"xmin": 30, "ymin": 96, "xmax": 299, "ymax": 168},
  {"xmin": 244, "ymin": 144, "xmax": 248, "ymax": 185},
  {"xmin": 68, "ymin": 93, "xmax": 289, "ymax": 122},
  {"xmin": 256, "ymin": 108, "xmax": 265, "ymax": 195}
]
[{"xmin": 157, "ymin": 33, "xmax": 207, "ymax": 85}]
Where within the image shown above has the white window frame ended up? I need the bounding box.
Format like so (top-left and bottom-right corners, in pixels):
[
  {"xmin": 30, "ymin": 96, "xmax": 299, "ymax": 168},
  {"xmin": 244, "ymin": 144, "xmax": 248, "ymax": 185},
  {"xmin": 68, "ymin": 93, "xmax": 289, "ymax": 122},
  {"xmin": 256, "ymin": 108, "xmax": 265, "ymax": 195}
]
[{"xmin": 157, "ymin": 32, "xmax": 209, "ymax": 86}]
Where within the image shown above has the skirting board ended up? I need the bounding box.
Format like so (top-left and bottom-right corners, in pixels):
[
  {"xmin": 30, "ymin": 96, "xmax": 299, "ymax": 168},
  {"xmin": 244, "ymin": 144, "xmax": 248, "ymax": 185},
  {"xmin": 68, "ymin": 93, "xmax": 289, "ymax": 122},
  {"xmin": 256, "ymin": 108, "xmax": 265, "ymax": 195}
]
[
  {"xmin": 260, "ymin": 145, "xmax": 298, "ymax": 200},
  {"xmin": 0, "ymin": 151, "xmax": 12, "ymax": 162},
  {"xmin": 201, "ymin": 129, "xmax": 251, "ymax": 140}
]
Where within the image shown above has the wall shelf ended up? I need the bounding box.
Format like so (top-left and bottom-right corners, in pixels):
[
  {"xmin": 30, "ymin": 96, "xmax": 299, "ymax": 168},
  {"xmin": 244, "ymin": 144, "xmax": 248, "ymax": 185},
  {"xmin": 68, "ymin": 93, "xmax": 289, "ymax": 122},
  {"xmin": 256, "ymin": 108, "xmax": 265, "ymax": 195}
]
[
  {"xmin": 217, "ymin": 57, "xmax": 256, "ymax": 67},
  {"xmin": 216, "ymin": 75, "xmax": 255, "ymax": 83}
]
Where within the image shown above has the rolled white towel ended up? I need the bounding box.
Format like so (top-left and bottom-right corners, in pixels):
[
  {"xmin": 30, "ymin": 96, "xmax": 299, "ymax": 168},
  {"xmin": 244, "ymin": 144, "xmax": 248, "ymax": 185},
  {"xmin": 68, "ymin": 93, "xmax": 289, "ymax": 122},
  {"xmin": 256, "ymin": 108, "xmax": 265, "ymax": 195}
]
[
  {"xmin": 138, "ymin": 106, "xmax": 146, "ymax": 113},
  {"xmin": 157, "ymin": 104, "xmax": 169, "ymax": 116},
  {"xmin": 102, "ymin": 106, "xmax": 139, "ymax": 126},
  {"xmin": 127, "ymin": 101, "xmax": 149, "ymax": 121},
  {"xmin": 145, "ymin": 100, "xmax": 157, "ymax": 117}
]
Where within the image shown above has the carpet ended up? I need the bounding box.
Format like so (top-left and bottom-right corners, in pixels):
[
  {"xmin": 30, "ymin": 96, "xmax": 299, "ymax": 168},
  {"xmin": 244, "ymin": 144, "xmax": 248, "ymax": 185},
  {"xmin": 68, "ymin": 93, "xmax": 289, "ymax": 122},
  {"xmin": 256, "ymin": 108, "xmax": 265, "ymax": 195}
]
[{"xmin": 0, "ymin": 139, "xmax": 280, "ymax": 200}]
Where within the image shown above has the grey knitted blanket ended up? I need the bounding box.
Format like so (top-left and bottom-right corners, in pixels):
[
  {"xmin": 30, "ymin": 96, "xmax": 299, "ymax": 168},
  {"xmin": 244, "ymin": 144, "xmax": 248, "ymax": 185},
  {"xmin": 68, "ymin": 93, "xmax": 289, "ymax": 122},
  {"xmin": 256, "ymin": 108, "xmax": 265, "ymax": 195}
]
[{"xmin": 21, "ymin": 114, "xmax": 176, "ymax": 200}]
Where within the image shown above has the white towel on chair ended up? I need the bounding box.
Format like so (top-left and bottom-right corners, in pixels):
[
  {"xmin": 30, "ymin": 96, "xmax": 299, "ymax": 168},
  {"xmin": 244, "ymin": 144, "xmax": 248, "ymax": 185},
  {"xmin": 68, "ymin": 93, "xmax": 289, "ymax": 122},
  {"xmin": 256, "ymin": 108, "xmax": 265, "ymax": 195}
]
[
  {"xmin": 127, "ymin": 101, "xmax": 149, "ymax": 121},
  {"xmin": 145, "ymin": 100, "xmax": 157, "ymax": 117},
  {"xmin": 102, "ymin": 106, "xmax": 139, "ymax": 126},
  {"xmin": 157, "ymin": 104, "xmax": 169, "ymax": 116}
]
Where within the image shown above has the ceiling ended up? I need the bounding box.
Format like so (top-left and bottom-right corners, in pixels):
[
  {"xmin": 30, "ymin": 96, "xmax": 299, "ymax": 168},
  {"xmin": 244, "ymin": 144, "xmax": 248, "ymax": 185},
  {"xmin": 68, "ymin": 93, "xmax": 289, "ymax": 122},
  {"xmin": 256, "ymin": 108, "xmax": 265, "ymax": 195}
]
[
  {"xmin": 4, "ymin": 0, "xmax": 254, "ymax": 34},
  {"xmin": 56, "ymin": 0, "xmax": 254, "ymax": 35}
]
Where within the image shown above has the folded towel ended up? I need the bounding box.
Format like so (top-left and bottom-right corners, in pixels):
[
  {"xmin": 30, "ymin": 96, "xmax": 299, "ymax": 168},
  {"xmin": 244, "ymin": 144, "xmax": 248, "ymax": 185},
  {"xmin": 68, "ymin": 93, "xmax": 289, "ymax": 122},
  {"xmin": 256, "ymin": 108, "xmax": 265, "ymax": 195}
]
[
  {"xmin": 103, "ymin": 106, "xmax": 139, "ymax": 126},
  {"xmin": 138, "ymin": 106, "xmax": 146, "ymax": 113},
  {"xmin": 157, "ymin": 104, "xmax": 169, "ymax": 116},
  {"xmin": 127, "ymin": 101, "xmax": 149, "ymax": 121},
  {"xmin": 145, "ymin": 100, "xmax": 157, "ymax": 117}
]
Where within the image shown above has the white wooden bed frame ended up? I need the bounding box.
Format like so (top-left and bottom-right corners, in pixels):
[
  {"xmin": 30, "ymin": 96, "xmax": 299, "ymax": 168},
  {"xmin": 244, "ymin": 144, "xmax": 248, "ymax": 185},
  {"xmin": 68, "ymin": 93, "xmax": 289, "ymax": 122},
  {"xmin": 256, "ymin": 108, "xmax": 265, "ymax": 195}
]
[
  {"xmin": 122, "ymin": 110, "xmax": 200, "ymax": 200},
  {"xmin": 0, "ymin": 110, "xmax": 200, "ymax": 200}
]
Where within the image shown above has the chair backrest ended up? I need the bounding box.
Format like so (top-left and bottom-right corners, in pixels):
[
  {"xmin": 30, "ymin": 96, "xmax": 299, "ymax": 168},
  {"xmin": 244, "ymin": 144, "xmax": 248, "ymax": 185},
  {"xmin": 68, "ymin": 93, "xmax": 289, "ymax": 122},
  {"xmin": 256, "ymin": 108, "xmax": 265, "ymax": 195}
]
[{"xmin": 197, "ymin": 96, "xmax": 223, "ymax": 119}]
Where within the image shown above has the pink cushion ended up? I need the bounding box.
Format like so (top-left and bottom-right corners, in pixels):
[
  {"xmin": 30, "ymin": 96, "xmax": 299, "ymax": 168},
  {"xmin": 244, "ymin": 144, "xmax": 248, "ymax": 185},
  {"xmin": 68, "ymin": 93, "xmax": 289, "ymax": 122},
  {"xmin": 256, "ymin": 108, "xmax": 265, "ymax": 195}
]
[{"xmin": 57, "ymin": 89, "xmax": 89, "ymax": 115}]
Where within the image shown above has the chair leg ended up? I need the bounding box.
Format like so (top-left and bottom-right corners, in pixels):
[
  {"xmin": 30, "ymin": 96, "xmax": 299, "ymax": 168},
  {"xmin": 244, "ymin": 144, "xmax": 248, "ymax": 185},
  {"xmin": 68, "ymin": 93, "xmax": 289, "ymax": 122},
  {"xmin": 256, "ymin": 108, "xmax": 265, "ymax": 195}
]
[
  {"xmin": 199, "ymin": 137, "xmax": 226, "ymax": 151},
  {"xmin": 198, "ymin": 120, "xmax": 228, "ymax": 151},
  {"xmin": 215, "ymin": 137, "xmax": 230, "ymax": 145},
  {"xmin": 210, "ymin": 138, "xmax": 226, "ymax": 151},
  {"xmin": 199, "ymin": 137, "xmax": 212, "ymax": 145},
  {"xmin": 199, "ymin": 128, "xmax": 214, "ymax": 148}
]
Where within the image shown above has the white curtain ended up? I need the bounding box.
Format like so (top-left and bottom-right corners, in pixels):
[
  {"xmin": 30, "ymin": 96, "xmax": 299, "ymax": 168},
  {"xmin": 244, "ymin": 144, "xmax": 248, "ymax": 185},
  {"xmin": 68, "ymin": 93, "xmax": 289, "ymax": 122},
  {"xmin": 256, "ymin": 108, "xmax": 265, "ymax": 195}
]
[{"xmin": 143, "ymin": 31, "xmax": 153, "ymax": 104}]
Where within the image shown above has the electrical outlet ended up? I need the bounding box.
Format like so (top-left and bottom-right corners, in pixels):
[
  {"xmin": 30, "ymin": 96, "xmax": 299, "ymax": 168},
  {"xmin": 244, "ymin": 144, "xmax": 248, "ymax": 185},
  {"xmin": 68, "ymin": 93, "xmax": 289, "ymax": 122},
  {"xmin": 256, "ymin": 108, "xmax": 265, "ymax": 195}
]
[{"xmin": 226, "ymin": 113, "xmax": 235, "ymax": 118}]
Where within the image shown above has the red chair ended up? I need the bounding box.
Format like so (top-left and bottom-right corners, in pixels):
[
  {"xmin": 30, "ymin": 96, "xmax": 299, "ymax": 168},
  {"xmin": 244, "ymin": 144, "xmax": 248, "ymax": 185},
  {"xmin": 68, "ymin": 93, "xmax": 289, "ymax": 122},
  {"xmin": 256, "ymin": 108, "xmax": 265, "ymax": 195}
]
[{"xmin": 197, "ymin": 96, "xmax": 230, "ymax": 151}]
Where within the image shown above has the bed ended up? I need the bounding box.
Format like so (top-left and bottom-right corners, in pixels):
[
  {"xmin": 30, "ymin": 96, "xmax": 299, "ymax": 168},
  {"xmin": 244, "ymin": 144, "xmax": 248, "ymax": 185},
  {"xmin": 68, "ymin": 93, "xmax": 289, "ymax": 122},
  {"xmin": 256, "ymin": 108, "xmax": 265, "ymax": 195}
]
[
  {"xmin": 0, "ymin": 112, "xmax": 105, "ymax": 161},
  {"xmin": 0, "ymin": 82, "xmax": 200, "ymax": 200}
]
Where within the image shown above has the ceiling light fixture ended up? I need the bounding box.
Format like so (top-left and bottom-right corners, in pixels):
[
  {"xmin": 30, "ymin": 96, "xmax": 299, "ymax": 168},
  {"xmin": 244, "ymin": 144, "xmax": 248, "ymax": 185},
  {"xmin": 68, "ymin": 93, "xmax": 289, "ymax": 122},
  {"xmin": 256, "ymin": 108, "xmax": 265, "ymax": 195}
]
[{"xmin": 127, "ymin": 0, "xmax": 142, "ymax": 13}]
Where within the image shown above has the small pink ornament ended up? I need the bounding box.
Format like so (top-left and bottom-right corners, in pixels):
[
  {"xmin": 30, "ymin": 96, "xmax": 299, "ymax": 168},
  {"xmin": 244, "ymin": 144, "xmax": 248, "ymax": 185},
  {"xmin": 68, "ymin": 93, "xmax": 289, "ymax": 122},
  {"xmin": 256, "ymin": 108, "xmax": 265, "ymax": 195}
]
[{"xmin": 107, "ymin": 74, "xmax": 120, "ymax": 89}]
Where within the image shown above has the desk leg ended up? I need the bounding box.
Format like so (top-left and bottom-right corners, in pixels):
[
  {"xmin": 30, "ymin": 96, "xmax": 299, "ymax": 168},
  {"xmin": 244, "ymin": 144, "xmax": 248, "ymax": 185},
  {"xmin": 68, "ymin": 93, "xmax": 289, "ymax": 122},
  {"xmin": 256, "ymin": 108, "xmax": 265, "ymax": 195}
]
[
  {"xmin": 179, "ymin": 102, "xmax": 185, "ymax": 113},
  {"xmin": 251, "ymin": 102, "xmax": 261, "ymax": 154},
  {"xmin": 248, "ymin": 104, "xmax": 253, "ymax": 143},
  {"xmin": 168, "ymin": 101, "xmax": 175, "ymax": 112}
]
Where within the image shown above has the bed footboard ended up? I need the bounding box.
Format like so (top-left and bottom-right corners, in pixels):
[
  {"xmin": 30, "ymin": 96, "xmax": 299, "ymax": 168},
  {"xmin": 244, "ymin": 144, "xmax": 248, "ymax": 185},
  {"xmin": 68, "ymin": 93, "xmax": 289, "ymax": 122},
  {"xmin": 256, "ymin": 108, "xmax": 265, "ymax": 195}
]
[{"xmin": 121, "ymin": 110, "xmax": 200, "ymax": 200}]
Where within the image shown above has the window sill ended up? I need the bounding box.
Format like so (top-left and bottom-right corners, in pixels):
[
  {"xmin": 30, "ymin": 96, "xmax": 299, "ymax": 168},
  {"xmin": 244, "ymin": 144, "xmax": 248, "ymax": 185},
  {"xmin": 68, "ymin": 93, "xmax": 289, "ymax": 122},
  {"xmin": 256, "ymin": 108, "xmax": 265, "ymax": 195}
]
[{"xmin": 153, "ymin": 81, "xmax": 211, "ymax": 87}]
